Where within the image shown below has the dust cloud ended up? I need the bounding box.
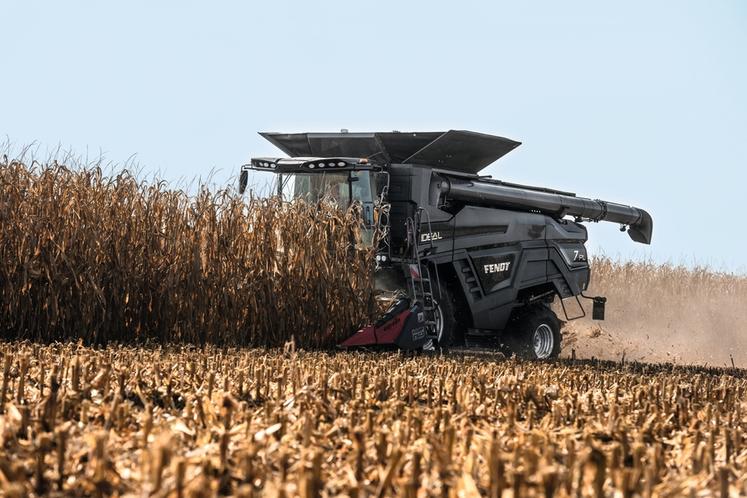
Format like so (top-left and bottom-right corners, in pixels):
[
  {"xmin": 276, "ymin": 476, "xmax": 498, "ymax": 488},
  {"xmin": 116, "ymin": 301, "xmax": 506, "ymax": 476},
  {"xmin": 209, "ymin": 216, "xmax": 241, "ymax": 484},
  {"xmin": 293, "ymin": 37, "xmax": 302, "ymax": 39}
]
[{"xmin": 558, "ymin": 258, "xmax": 747, "ymax": 368}]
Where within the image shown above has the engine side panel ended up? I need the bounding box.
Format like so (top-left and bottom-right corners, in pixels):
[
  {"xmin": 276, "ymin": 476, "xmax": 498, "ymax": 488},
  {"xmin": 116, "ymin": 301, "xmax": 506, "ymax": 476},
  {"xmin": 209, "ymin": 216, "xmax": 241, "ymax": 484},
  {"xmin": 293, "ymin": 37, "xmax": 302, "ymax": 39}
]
[{"xmin": 430, "ymin": 206, "xmax": 590, "ymax": 332}]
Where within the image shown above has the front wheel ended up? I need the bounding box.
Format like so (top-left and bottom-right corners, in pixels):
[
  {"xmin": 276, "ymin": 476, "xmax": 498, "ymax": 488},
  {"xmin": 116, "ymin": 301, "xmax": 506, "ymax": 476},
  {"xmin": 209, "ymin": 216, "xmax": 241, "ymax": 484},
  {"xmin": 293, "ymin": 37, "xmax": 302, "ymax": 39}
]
[
  {"xmin": 504, "ymin": 305, "xmax": 561, "ymax": 360},
  {"xmin": 422, "ymin": 280, "xmax": 461, "ymax": 350}
]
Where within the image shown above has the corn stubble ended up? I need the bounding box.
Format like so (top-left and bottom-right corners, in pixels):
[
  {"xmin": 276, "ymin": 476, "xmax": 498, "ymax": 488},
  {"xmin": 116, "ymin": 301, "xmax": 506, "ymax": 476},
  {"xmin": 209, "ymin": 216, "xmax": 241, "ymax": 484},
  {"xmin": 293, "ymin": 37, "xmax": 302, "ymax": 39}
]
[
  {"xmin": 0, "ymin": 343, "xmax": 746, "ymax": 497},
  {"xmin": 0, "ymin": 158, "xmax": 374, "ymax": 347}
]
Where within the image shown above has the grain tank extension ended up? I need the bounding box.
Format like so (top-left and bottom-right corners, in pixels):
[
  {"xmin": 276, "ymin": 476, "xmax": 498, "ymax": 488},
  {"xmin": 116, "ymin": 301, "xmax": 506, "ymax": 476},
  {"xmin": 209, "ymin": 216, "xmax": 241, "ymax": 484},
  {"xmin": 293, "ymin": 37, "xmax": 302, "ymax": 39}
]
[{"xmin": 239, "ymin": 130, "xmax": 653, "ymax": 358}]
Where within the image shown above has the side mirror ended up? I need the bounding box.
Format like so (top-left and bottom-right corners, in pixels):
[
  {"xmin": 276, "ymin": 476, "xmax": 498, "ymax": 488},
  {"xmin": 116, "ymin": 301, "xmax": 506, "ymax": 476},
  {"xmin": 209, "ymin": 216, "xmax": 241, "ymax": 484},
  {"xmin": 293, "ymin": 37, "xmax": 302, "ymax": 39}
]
[
  {"xmin": 374, "ymin": 171, "xmax": 389, "ymax": 197},
  {"xmin": 239, "ymin": 170, "xmax": 248, "ymax": 194}
]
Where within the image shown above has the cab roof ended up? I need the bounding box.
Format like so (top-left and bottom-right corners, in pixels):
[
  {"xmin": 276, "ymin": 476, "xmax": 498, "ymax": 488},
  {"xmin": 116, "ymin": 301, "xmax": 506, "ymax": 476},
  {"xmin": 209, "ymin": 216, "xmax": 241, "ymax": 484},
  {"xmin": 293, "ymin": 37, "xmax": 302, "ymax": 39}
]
[{"xmin": 260, "ymin": 130, "xmax": 520, "ymax": 175}]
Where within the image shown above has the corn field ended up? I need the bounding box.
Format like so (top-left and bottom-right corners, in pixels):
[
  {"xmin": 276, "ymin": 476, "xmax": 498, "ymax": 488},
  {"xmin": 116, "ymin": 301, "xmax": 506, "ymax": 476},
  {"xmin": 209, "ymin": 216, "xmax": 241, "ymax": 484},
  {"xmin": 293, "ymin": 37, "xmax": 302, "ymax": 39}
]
[
  {"xmin": 2, "ymin": 155, "xmax": 747, "ymax": 495},
  {"xmin": 0, "ymin": 158, "xmax": 375, "ymax": 347},
  {"xmin": 0, "ymin": 343, "xmax": 746, "ymax": 497}
]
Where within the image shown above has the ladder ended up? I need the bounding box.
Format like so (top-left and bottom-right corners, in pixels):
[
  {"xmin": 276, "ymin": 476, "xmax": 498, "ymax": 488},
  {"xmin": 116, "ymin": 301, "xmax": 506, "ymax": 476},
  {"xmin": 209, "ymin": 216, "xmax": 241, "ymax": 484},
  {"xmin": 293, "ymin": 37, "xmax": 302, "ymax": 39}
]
[{"xmin": 404, "ymin": 211, "xmax": 439, "ymax": 340}]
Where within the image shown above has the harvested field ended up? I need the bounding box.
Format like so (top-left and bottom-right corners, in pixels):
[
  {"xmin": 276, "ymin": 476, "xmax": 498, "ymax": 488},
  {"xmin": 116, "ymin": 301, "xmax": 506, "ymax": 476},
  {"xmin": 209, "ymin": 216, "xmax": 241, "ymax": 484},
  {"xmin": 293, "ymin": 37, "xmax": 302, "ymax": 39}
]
[{"xmin": 0, "ymin": 342, "xmax": 746, "ymax": 497}]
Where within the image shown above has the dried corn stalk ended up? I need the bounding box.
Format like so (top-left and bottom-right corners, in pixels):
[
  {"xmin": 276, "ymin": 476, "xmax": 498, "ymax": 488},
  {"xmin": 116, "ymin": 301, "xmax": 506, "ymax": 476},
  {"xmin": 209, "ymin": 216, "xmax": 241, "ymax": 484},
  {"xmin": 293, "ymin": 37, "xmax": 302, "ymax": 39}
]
[{"xmin": 0, "ymin": 158, "xmax": 376, "ymax": 347}]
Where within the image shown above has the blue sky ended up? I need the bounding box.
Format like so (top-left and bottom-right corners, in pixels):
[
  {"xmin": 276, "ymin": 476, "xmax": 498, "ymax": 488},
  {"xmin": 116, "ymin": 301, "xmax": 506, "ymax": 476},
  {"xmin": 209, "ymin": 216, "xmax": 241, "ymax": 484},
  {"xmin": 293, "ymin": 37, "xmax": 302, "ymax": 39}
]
[{"xmin": 3, "ymin": 1, "xmax": 746, "ymax": 270}]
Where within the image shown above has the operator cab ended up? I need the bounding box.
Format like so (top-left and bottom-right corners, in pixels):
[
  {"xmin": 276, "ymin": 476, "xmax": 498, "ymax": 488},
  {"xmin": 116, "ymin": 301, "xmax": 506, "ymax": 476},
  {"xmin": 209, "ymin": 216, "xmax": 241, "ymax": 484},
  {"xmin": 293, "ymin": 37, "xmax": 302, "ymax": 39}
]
[{"xmin": 238, "ymin": 157, "xmax": 389, "ymax": 245}]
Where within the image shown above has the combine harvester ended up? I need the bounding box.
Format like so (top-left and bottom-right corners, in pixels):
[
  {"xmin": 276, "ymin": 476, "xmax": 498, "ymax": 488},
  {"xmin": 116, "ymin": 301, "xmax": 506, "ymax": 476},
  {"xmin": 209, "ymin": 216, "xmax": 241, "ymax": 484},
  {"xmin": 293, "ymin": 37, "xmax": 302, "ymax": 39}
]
[{"xmin": 239, "ymin": 131, "xmax": 652, "ymax": 358}]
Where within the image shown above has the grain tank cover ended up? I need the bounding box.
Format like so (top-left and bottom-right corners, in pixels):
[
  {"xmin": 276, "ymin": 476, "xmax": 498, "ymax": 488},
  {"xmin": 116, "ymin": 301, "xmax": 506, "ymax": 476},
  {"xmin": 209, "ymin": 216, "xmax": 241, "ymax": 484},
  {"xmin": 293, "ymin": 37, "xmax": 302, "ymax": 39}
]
[{"xmin": 260, "ymin": 130, "xmax": 520, "ymax": 174}]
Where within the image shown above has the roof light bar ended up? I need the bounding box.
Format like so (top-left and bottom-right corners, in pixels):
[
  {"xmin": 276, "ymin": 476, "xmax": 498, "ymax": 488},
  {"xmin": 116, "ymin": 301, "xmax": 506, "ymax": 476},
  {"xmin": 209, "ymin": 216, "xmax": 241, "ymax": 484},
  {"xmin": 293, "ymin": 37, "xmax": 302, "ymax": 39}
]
[
  {"xmin": 251, "ymin": 158, "xmax": 279, "ymax": 169},
  {"xmin": 302, "ymin": 159, "xmax": 349, "ymax": 169},
  {"xmin": 246, "ymin": 157, "xmax": 375, "ymax": 172}
]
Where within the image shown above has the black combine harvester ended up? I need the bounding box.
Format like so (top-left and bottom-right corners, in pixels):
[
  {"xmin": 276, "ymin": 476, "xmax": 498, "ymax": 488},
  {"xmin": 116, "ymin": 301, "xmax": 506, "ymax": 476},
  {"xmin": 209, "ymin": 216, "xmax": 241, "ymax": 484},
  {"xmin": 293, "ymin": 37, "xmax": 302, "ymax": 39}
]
[{"xmin": 239, "ymin": 130, "xmax": 653, "ymax": 359}]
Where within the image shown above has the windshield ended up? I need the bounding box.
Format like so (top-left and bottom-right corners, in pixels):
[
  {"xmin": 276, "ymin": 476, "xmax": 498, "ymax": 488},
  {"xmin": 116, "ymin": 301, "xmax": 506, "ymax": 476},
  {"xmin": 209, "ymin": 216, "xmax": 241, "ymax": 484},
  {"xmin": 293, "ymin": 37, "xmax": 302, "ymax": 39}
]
[
  {"xmin": 281, "ymin": 171, "xmax": 374, "ymax": 208},
  {"xmin": 280, "ymin": 170, "xmax": 378, "ymax": 244}
]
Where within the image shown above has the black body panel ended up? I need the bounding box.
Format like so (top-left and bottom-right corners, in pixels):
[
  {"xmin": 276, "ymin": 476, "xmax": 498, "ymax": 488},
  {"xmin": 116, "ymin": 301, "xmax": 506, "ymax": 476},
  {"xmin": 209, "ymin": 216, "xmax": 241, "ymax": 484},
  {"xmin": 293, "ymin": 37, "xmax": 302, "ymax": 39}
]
[{"xmin": 403, "ymin": 130, "xmax": 520, "ymax": 173}]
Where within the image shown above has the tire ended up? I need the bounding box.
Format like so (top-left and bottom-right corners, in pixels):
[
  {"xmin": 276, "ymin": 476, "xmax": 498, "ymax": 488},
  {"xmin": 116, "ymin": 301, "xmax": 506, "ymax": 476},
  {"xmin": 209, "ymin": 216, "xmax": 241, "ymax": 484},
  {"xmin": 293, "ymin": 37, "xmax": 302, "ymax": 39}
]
[
  {"xmin": 504, "ymin": 305, "xmax": 561, "ymax": 360},
  {"xmin": 432, "ymin": 280, "xmax": 460, "ymax": 348}
]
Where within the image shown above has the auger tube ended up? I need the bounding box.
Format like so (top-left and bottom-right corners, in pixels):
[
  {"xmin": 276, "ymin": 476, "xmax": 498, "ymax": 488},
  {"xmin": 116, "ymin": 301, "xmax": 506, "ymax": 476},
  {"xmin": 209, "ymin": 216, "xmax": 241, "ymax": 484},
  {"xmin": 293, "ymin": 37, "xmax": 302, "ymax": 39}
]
[{"xmin": 437, "ymin": 177, "xmax": 653, "ymax": 244}]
